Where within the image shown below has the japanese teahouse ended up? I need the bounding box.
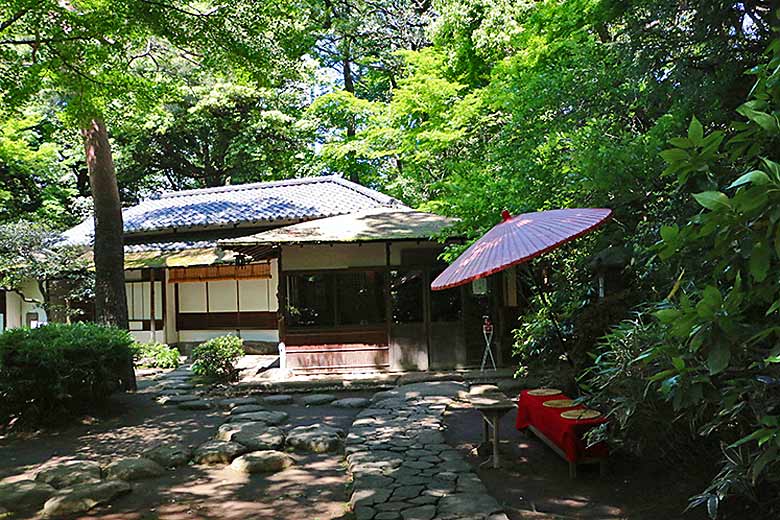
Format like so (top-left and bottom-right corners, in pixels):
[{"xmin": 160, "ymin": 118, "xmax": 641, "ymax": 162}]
[{"xmin": 1, "ymin": 176, "xmax": 521, "ymax": 373}]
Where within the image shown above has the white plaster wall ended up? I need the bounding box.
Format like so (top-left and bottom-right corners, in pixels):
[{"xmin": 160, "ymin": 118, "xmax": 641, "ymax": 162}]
[
  {"xmin": 164, "ymin": 269, "xmax": 179, "ymax": 345},
  {"xmin": 15, "ymin": 280, "xmax": 48, "ymax": 327},
  {"xmin": 4, "ymin": 291, "xmax": 22, "ymax": 329},
  {"xmin": 388, "ymin": 241, "xmax": 442, "ymax": 266},
  {"xmin": 282, "ymin": 243, "xmax": 386, "ymax": 270},
  {"xmin": 130, "ymin": 330, "xmax": 166, "ymax": 344}
]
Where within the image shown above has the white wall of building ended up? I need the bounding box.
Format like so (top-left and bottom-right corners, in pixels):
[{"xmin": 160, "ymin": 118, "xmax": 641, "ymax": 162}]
[
  {"xmin": 3, "ymin": 280, "xmax": 48, "ymax": 330},
  {"xmin": 282, "ymin": 243, "xmax": 386, "ymax": 270}
]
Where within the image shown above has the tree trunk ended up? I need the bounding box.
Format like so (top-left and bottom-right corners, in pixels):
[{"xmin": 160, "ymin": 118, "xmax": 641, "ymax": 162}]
[
  {"xmin": 343, "ymin": 47, "xmax": 360, "ymax": 185},
  {"xmin": 82, "ymin": 117, "xmax": 136, "ymax": 391}
]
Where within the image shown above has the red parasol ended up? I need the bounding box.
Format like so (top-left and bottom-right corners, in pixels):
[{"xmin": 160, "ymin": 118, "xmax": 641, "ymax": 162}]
[{"xmin": 431, "ymin": 208, "xmax": 612, "ymax": 291}]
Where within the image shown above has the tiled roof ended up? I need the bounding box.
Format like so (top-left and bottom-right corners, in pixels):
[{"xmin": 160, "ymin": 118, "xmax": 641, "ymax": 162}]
[
  {"xmin": 222, "ymin": 208, "xmax": 456, "ymax": 245},
  {"xmin": 64, "ymin": 176, "xmax": 404, "ymax": 246}
]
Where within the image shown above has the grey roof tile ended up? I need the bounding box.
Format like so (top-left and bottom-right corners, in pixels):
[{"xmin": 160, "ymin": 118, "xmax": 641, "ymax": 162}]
[{"xmin": 64, "ymin": 176, "xmax": 404, "ymax": 246}]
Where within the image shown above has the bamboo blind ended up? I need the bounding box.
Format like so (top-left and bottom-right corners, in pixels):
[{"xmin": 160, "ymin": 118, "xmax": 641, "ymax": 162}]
[{"xmin": 168, "ymin": 263, "xmax": 271, "ymax": 283}]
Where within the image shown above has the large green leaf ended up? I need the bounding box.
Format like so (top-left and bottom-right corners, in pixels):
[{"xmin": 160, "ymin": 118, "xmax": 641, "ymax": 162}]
[
  {"xmin": 750, "ymin": 242, "xmax": 771, "ymax": 282},
  {"xmin": 688, "ymin": 116, "xmax": 704, "ymax": 146},
  {"xmin": 693, "ymin": 191, "xmax": 731, "ymax": 211},
  {"xmin": 707, "ymin": 343, "xmax": 731, "ymax": 375},
  {"xmin": 728, "ymin": 170, "xmax": 770, "ymax": 189}
]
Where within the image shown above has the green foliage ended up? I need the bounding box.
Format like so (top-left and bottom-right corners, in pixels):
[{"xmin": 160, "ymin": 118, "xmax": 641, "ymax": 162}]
[
  {"xmin": 132, "ymin": 342, "xmax": 180, "ymax": 369},
  {"xmin": 584, "ymin": 43, "xmax": 780, "ymax": 518},
  {"xmin": 191, "ymin": 335, "xmax": 244, "ymax": 381},
  {"xmin": 0, "ymin": 323, "xmax": 135, "ymax": 425},
  {"xmin": 0, "ymin": 221, "xmax": 93, "ymax": 320},
  {"xmin": 0, "ymin": 111, "xmax": 77, "ymax": 226},
  {"xmin": 114, "ymin": 80, "xmax": 317, "ymax": 197}
]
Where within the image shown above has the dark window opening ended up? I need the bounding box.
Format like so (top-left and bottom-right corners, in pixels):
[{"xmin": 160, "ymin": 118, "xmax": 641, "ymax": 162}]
[
  {"xmin": 287, "ymin": 274, "xmax": 335, "ymax": 327},
  {"xmin": 337, "ymin": 271, "xmax": 385, "ymax": 325},
  {"xmin": 431, "ymin": 268, "xmax": 461, "ymax": 322},
  {"xmin": 287, "ymin": 270, "xmax": 385, "ymax": 328},
  {"xmin": 390, "ymin": 270, "xmax": 424, "ymax": 324}
]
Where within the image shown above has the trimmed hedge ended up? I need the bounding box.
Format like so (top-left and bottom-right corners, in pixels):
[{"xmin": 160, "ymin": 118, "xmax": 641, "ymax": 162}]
[
  {"xmin": 0, "ymin": 323, "xmax": 135, "ymax": 424},
  {"xmin": 191, "ymin": 335, "xmax": 244, "ymax": 381}
]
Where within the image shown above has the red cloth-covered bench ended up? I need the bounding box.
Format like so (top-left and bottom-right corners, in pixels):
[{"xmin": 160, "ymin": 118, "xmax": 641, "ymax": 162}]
[{"xmin": 516, "ymin": 389, "xmax": 608, "ymax": 477}]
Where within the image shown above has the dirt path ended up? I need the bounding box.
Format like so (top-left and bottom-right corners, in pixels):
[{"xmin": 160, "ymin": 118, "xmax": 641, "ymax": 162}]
[
  {"xmin": 442, "ymin": 401, "xmax": 708, "ymax": 520},
  {"xmin": 0, "ymin": 378, "xmax": 365, "ymax": 520}
]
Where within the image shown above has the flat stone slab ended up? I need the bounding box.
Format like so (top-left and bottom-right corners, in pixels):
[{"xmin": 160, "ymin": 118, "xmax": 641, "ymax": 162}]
[
  {"xmin": 42, "ymin": 480, "xmax": 131, "ymax": 518},
  {"xmin": 346, "ymin": 388, "xmax": 505, "ymax": 519},
  {"xmin": 262, "ymin": 394, "xmax": 294, "ymax": 405},
  {"xmin": 143, "ymin": 444, "xmax": 191, "ymax": 468},
  {"xmin": 230, "ymin": 450, "xmax": 294, "ymax": 474},
  {"xmin": 228, "ymin": 410, "xmax": 288, "ymax": 425},
  {"xmin": 230, "ymin": 404, "xmax": 267, "ymax": 415},
  {"xmin": 104, "ymin": 457, "xmax": 166, "ymax": 481},
  {"xmin": 332, "ymin": 397, "xmax": 370, "ymax": 409},
  {"xmin": 177, "ymin": 399, "xmax": 211, "ymax": 410},
  {"xmin": 469, "ymin": 384, "xmax": 500, "ymax": 395},
  {"xmin": 437, "ymin": 493, "xmax": 503, "ymax": 516},
  {"xmin": 156, "ymin": 393, "xmax": 200, "ymax": 405},
  {"xmin": 216, "ymin": 422, "xmax": 285, "ymax": 450},
  {"xmin": 0, "ymin": 480, "xmax": 56, "ymax": 512},
  {"xmin": 218, "ymin": 397, "xmax": 259, "ymax": 409},
  {"xmin": 287, "ymin": 424, "xmax": 343, "ymax": 453},
  {"xmin": 35, "ymin": 460, "xmax": 102, "ymax": 489},
  {"xmin": 300, "ymin": 393, "xmax": 337, "ymax": 406},
  {"xmin": 396, "ymin": 381, "xmax": 468, "ymax": 399},
  {"xmin": 193, "ymin": 440, "xmax": 249, "ymax": 465}
]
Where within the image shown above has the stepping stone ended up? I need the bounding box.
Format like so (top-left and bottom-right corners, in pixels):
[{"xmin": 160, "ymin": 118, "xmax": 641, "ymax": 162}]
[
  {"xmin": 156, "ymin": 394, "xmax": 200, "ymax": 405},
  {"xmin": 177, "ymin": 399, "xmax": 211, "ymax": 410},
  {"xmin": 161, "ymin": 382, "xmax": 194, "ymax": 390},
  {"xmin": 41, "ymin": 480, "xmax": 131, "ymax": 518},
  {"xmin": 230, "ymin": 404, "xmax": 266, "ymax": 415},
  {"xmin": 218, "ymin": 397, "xmax": 259, "ymax": 409},
  {"xmin": 469, "ymin": 384, "xmax": 499, "ymax": 395},
  {"xmin": 396, "ymin": 381, "xmax": 468, "ymax": 399},
  {"xmin": 156, "ymin": 389, "xmax": 189, "ymax": 397},
  {"xmin": 228, "ymin": 410, "xmax": 288, "ymax": 425},
  {"xmin": 230, "ymin": 450, "xmax": 294, "ymax": 474},
  {"xmin": 262, "ymin": 394, "xmax": 293, "ymax": 405},
  {"xmin": 332, "ymin": 397, "xmax": 369, "ymax": 409},
  {"xmin": 0, "ymin": 480, "xmax": 56, "ymax": 513},
  {"xmin": 35, "ymin": 460, "xmax": 102, "ymax": 489},
  {"xmin": 300, "ymin": 393, "xmax": 337, "ymax": 406},
  {"xmin": 286, "ymin": 424, "xmax": 343, "ymax": 453},
  {"xmin": 401, "ymin": 504, "xmax": 436, "ymax": 520},
  {"xmin": 143, "ymin": 444, "xmax": 192, "ymax": 468},
  {"xmin": 216, "ymin": 422, "xmax": 285, "ymax": 450},
  {"xmin": 104, "ymin": 457, "xmax": 166, "ymax": 481},
  {"xmin": 193, "ymin": 440, "xmax": 249, "ymax": 465},
  {"xmin": 437, "ymin": 493, "xmax": 502, "ymax": 516}
]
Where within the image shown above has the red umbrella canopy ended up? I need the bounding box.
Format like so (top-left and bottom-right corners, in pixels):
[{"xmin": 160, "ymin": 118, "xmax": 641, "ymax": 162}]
[{"xmin": 431, "ymin": 208, "xmax": 613, "ymax": 291}]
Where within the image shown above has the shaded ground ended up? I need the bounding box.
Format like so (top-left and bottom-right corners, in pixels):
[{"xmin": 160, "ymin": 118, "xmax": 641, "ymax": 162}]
[
  {"xmin": 443, "ymin": 401, "xmax": 708, "ymax": 520},
  {"xmin": 0, "ymin": 375, "xmax": 366, "ymax": 520}
]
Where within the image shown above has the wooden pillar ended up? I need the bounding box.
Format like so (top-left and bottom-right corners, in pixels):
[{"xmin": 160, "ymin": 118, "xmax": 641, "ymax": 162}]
[{"xmin": 149, "ymin": 269, "xmax": 156, "ymax": 340}]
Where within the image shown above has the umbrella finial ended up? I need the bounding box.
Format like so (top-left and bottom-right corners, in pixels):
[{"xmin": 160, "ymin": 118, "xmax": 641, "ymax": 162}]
[{"xmin": 501, "ymin": 209, "xmax": 512, "ymax": 222}]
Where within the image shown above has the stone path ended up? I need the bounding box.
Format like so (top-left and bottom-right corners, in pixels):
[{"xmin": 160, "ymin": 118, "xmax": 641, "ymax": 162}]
[{"xmin": 346, "ymin": 383, "xmax": 508, "ymax": 520}]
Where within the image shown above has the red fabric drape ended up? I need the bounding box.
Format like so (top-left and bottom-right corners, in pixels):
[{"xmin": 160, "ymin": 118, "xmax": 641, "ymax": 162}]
[{"xmin": 516, "ymin": 390, "xmax": 609, "ymax": 462}]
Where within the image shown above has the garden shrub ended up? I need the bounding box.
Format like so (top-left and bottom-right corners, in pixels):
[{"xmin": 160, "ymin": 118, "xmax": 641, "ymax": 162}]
[
  {"xmin": 0, "ymin": 322, "xmax": 135, "ymax": 425},
  {"xmin": 133, "ymin": 341, "xmax": 180, "ymax": 369},
  {"xmin": 191, "ymin": 335, "xmax": 244, "ymax": 381}
]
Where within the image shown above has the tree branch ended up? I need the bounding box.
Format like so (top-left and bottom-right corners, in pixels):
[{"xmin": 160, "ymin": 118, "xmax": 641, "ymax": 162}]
[{"xmin": 0, "ymin": 9, "xmax": 27, "ymax": 34}]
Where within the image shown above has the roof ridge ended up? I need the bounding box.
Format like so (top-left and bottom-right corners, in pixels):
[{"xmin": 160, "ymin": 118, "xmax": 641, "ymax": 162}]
[
  {"xmin": 328, "ymin": 176, "xmax": 402, "ymax": 206},
  {"xmin": 158, "ymin": 175, "xmax": 342, "ymax": 199}
]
